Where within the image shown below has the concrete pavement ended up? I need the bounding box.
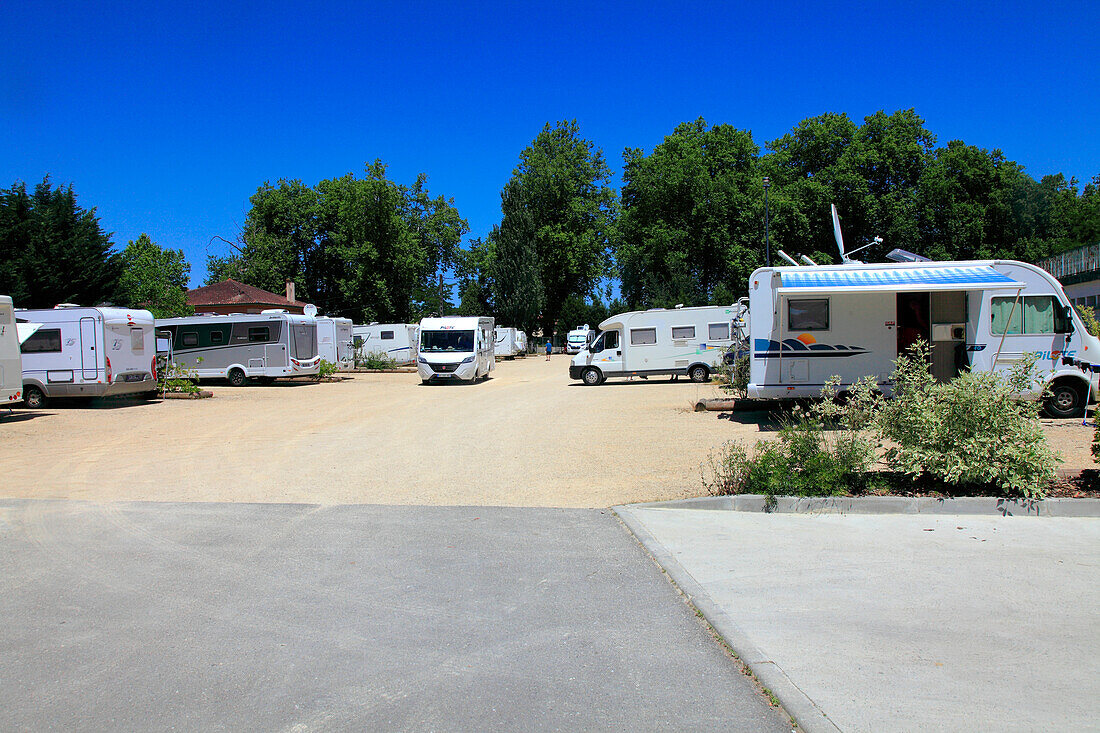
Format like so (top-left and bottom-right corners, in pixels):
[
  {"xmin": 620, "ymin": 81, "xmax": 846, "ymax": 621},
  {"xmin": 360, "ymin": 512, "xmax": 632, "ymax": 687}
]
[
  {"xmin": 0, "ymin": 500, "xmax": 790, "ymax": 731},
  {"xmin": 616, "ymin": 504, "xmax": 1100, "ymax": 733}
]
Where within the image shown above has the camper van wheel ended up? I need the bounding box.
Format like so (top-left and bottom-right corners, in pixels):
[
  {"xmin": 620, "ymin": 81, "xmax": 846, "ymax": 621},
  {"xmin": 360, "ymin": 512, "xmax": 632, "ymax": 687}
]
[
  {"xmin": 689, "ymin": 365, "xmax": 710, "ymax": 383},
  {"xmin": 23, "ymin": 385, "xmax": 46, "ymax": 409},
  {"xmin": 1043, "ymin": 380, "xmax": 1085, "ymax": 419},
  {"xmin": 582, "ymin": 368, "xmax": 603, "ymax": 386},
  {"xmin": 227, "ymin": 368, "xmax": 248, "ymax": 387}
]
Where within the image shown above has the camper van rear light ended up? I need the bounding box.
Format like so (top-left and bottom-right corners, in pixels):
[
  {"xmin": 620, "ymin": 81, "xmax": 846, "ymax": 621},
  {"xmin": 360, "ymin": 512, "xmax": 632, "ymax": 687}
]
[
  {"xmin": 150, "ymin": 357, "xmax": 157, "ymax": 381},
  {"xmin": 105, "ymin": 356, "xmax": 112, "ymax": 384}
]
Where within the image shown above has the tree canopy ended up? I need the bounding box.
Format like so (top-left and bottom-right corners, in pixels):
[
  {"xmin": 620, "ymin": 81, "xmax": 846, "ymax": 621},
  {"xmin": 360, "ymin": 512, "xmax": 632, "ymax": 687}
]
[{"xmin": 115, "ymin": 233, "xmax": 193, "ymax": 317}]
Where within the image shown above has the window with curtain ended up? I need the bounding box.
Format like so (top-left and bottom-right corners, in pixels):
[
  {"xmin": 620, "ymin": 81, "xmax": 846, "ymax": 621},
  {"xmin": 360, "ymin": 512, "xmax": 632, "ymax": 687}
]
[{"xmin": 991, "ymin": 296, "xmax": 1058, "ymax": 334}]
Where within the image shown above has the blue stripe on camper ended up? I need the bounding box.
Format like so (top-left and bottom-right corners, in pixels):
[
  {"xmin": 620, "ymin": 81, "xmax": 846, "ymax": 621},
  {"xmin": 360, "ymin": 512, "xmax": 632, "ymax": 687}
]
[{"xmin": 779, "ymin": 266, "xmax": 1017, "ymax": 289}]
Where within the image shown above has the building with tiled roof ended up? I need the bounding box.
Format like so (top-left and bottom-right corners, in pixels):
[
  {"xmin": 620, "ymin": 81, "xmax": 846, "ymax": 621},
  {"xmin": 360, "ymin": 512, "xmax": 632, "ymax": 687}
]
[{"xmin": 186, "ymin": 279, "xmax": 306, "ymax": 315}]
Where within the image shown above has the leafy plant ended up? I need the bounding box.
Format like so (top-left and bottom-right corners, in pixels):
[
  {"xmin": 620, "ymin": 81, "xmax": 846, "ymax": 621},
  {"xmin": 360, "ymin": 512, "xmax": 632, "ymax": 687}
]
[
  {"xmin": 717, "ymin": 353, "xmax": 749, "ymax": 397},
  {"xmin": 356, "ymin": 350, "xmax": 399, "ymax": 370},
  {"xmin": 317, "ymin": 359, "xmax": 338, "ymax": 378},
  {"xmin": 160, "ymin": 361, "xmax": 200, "ymax": 394},
  {"xmin": 1075, "ymin": 304, "xmax": 1100, "ymax": 337}
]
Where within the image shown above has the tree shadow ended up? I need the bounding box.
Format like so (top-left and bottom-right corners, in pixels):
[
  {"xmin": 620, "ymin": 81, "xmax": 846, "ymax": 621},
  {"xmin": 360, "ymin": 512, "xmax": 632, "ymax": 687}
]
[{"xmin": 0, "ymin": 410, "xmax": 54, "ymax": 423}]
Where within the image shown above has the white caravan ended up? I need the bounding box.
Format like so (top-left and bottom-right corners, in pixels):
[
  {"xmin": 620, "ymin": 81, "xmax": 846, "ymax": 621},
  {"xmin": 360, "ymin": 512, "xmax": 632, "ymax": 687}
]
[
  {"xmin": 565, "ymin": 324, "xmax": 595, "ymax": 354},
  {"xmin": 316, "ymin": 316, "xmax": 354, "ymax": 369},
  {"xmin": 353, "ymin": 323, "xmax": 419, "ymax": 365},
  {"xmin": 417, "ymin": 316, "xmax": 495, "ymax": 384},
  {"xmin": 17, "ymin": 305, "xmax": 157, "ymax": 407},
  {"xmin": 516, "ymin": 330, "xmax": 528, "ymax": 356},
  {"xmin": 745, "ymin": 259, "xmax": 1100, "ymax": 417},
  {"xmin": 494, "ymin": 327, "xmax": 521, "ymax": 359},
  {"xmin": 1, "ymin": 296, "xmax": 26, "ymax": 405},
  {"xmin": 156, "ymin": 311, "xmax": 320, "ymax": 385},
  {"xmin": 570, "ymin": 305, "xmax": 747, "ymax": 385}
]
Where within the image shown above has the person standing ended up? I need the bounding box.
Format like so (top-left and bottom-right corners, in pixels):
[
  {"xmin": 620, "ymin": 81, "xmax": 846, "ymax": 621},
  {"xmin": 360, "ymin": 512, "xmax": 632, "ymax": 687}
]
[{"xmin": 545, "ymin": 340, "xmax": 553, "ymax": 360}]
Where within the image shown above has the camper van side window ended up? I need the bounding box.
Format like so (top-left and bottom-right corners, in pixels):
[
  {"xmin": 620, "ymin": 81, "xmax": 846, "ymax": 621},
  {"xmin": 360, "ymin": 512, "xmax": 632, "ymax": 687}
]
[
  {"xmin": 708, "ymin": 323, "xmax": 730, "ymax": 340},
  {"xmin": 209, "ymin": 330, "xmax": 225, "ymax": 345},
  {"xmin": 248, "ymin": 327, "xmax": 270, "ymax": 343},
  {"xmin": 131, "ymin": 329, "xmax": 145, "ymax": 353},
  {"xmin": 991, "ymin": 296, "xmax": 1058, "ymax": 335},
  {"xmin": 381, "ymin": 331, "xmax": 395, "ymax": 340},
  {"xmin": 21, "ymin": 328, "xmax": 62, "ymax": 353},
  {"xmin": 672, "ymin": 326, "xmax": 695, "ymax": 340},
  {"xmin": 181, "ymin": 332, "xmax": 199, "ymax": 347},
  {"xmin": 630, "ymin": 328, "xmax": 657, "ymax": 345},
  {"xmin": 788, "ymin": 299, "xmax": 829, "ymax": 331}
]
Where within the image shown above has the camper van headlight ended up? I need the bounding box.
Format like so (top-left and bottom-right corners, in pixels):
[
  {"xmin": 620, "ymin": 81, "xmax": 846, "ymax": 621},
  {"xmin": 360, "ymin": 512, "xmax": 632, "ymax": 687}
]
[
  {"xmin": 460, "ymin": 355, "xmax": 475, "ymax": 364},
  {"xmin": 418, "ymin": 357, "xmax": 428, "ymax": 364}
]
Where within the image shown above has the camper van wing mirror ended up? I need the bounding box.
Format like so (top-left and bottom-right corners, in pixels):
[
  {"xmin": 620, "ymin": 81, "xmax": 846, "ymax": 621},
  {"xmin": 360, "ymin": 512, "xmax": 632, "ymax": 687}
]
[{"xmin": 1058, "ymin": 305, "xmax": 1075, "ymax": 334}]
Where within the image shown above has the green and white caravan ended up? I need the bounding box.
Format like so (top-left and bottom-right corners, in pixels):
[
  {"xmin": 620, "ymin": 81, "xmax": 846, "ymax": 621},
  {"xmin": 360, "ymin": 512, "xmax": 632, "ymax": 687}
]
[
  {"xmin": 570, "ymin": 304, "xmax": 750, "ymax": 385},
  {"xmin": 745, "ymin": 259, "xmax": 1100, "ymax": 417}
]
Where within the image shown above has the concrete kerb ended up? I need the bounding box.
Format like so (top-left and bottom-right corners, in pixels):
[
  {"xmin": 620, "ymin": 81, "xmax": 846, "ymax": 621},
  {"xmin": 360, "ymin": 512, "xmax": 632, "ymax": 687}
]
[
  {"xmin": 636, "ymin": 493, "xmax": 1100, "ymax": 517},
  {"xmin": 613, "ymin": 504, "xmax": 841, "ymax": 733}
]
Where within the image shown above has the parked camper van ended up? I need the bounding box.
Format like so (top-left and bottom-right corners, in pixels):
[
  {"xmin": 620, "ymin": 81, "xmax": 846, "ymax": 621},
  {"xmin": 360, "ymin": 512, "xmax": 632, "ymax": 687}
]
[
  {"xmin": 494, "ymin": 327, "xmax": 521, "ymax": 359},
  {"xmin": 1, "ymin": 296, "xmax": 24, "ymax": 405},
  {"xmin": 353, "ymin": 323, "xmax": 419, "ymax": 365},
  {"xmin": 565, "ymin": 325, "xmax": 595, "ymax": 354},
  {"xmin": 570, "ymin": 305, "xmax": 745, "ymax": 385},
  {"xmin": 17, "ymin": 306, "xmax": 157, "ymax": 407},
  {"xmin": 417, "ymin": 316, "xmax": 495, "ymax": 383},
  {"xmin": 516, "ymin": 330, "xmax": 528, "ymax": 356},
  {"xmin": 316, "ymin": 316, "xmax": 354, "ymax": 370},
  {"xmin": 745, "ymin": 259, "xmax": 1100, "ymax": 417},
  {"xmin": 156, "ymin": 311, "xmax": 320, "ymax": 385}
]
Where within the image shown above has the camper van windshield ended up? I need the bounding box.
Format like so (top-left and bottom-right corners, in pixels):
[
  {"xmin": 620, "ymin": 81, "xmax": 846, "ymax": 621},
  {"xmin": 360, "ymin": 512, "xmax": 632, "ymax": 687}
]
[{"xmin": 421, "ymin": 330, "xmax": 474, "ymax": 352}]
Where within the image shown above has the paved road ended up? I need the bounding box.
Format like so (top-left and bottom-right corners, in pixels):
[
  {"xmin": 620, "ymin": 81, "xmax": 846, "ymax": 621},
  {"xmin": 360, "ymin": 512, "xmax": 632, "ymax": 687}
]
[
  {"xmin": 617, "ymin": 505, "xmax": 1100, "ymax": 733},
  {"xmin": 0, "ymin": 500, "xmax": 789, "ymax": 731}
]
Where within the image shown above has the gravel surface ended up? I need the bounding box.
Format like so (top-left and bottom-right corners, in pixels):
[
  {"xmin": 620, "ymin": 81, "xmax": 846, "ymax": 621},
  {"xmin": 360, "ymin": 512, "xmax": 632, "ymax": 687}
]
[{"xmin": 2, "ymin": 355, "xmax": 1094, "ymax": 506}]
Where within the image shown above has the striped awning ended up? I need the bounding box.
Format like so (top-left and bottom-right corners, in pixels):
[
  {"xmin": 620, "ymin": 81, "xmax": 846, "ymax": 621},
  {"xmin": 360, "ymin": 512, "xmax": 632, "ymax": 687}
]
[{"xmin": 778, "ymin": 265, "xmax": 1022, "ymax": 293}]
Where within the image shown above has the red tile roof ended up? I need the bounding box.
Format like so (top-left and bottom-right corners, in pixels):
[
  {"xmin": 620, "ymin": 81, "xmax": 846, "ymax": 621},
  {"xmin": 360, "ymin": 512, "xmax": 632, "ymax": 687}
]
[{"xmin": 186, "ymin": 279, "xmax": 297, "ymax": 308}]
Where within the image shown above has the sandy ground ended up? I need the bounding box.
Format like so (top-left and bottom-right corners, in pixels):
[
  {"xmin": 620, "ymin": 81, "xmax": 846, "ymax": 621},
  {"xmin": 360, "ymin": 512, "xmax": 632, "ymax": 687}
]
[{"xmin": 1, "ymin": 356, "xmax": 1094, "ymax": 507}]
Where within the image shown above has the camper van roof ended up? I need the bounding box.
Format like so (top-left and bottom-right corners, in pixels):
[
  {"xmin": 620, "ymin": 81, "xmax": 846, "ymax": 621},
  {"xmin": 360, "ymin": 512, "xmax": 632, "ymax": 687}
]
[
  {"xmin": 770, "ymin": 262, "xmax": 1023, "ymax": 294},
  {"xmin": 419, "ymin": 316, "xmax": 491, "ymax": 330}
]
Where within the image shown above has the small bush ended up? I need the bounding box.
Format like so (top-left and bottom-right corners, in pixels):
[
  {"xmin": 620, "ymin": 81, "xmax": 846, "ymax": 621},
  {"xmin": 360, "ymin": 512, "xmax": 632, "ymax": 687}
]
[
  {"xmin": 161, "ymin": 361, "xmax": 200, "ymax": 394},
  {"xmin": 318, "ymin": 359, "xmax": 338, "ymax": 378},
  {"xmin": 357, "ymin": 350, "xmax": 399, "ymax": 370},
  {"xmin": 717, "ymin": 353, "xmax": 750, "ymax": 397},
  {"xmin": 1075, "ymin": 304, "xmax": 1100, "ymax": 337}
]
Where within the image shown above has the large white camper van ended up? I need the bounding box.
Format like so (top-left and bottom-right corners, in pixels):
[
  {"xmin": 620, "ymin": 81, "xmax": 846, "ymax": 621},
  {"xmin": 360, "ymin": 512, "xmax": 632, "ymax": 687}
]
[
  {"xmin": 745, "ymin": 259, "xmax": 1100, "ymax": 417},
  {"xmin": 1, "ymin": 296, "xmax": 25, "ymax": 405},
  {"xmin": 570, "ymin": 305, "xmax": 746, "ymax": 385},
  {"xmin": 516, "ymin": 330, "xmax": 528, "ymax": 356},
  {"xmin": 316, "ymin": 316, "xmax": 354, "ymax": 369},
  {"xmin": 565, "ymin": 325, "xmax": 595, "ymax": 354},
  {"xmin": 417, "ymin": 316, "xmax": 495, "ymax": 384},
  {"xmin": 17, "ymin": 306, "xmax": 157, "ymax": 407},
  {"xmin": 156, "ymin": 311, "xmax": 320, "ymax": 385},
  {"xmin": 353, "ymin": 323, "xmax": 419, "ymax": 365},
  {"xmin": 494, "ymin": 327, "xmax": 521, "ymax": 359}
]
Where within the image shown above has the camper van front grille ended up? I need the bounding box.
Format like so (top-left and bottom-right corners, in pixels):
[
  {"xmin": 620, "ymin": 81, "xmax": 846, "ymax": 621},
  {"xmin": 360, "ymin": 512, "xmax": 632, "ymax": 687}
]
[{"xmin": 429, "ymin": 363, "xmax": 456, "ymax": 373}]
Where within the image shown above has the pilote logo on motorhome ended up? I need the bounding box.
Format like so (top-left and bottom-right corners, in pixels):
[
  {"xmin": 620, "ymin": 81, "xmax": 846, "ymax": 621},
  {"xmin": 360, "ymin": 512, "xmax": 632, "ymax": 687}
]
[{"xmin": 753, "ymin": 333, "xmax": 868, "ymax": 358}]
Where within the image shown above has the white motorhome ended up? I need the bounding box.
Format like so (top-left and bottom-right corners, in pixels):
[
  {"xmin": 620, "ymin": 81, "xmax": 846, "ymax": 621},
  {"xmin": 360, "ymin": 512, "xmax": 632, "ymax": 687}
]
[
  {"xmin": 570, "ymin": 305, "xmax": 746, "ymax": 385},
  {"xmin": 156, "ymin": 311, "xmax": 320, "ymax": 385},
  {"xmin": 565, "ymin": 324, "xmax": 595, "ymax": 354},
  {"xmin": 745, "ymin": 259, "xmax": 1100, "ymax": 417},
  {"xmin": 17, "ymin": 305, "xmax": 158, "ymax": 407},
  {"xmin": 1, "ymin": 296, "xmax": 26, "ymax": 405},
  {"xmin": 353, "ymin": 323, "xmax": 419, "ymax": 365},
  {"xmin": 494, "ymin": 327, "xmax": 521, "ymax": 359},
  {"xmin": 417, "ymin": 316, "xmax": 495, "ymax": 384},
  {"xmin": 516, "ymin": 330, "xmax": 528, "ymax": 356},
  {"xmin": 316, "ymin": 316, "xmax": 354, "ymax": 370}
]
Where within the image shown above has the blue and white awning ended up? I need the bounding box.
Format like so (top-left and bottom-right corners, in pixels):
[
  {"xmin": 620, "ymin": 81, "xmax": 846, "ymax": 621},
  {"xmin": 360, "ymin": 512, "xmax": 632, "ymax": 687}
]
[{"xmin": 778, "ymin": 265, "xmax": 1022, "ymax": 293}]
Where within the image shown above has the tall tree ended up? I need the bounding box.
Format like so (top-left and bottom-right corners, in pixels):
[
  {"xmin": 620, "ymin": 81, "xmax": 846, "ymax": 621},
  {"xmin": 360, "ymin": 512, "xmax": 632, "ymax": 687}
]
[
  {"xmin": 454, "ymin": 236, "xmax": 495, "ymax": 317},
  {"xmin": 490, "ymin": 181, "xmax": 544, "ymax": 333},
  {"xmin": 617, "ymin": 118, "xmax": 762, "ymax": 308},
  {"xmin": 499, "ymin": 120, "xmax": 617, "ymax": 336},
  {"xmin": 0, "ymin": 178, "xmax": 120, "ymax": 308},
  {"xmin": 115, "ymin": 233, "xmax": 193, "ymax": 317}
]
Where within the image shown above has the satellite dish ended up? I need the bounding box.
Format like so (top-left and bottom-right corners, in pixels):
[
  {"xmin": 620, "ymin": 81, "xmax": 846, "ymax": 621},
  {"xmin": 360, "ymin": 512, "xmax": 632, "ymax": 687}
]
[{"xmin": 831, "ymin": 204, "xmax": 846, "ymax": 262}]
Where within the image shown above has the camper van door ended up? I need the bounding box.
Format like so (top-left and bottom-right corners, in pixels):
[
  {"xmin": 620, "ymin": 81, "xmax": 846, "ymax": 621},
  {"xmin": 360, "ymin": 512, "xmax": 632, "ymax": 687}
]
[{"xmin": 589, "ymin": 329, "xmax": 622, "ymax": 374}]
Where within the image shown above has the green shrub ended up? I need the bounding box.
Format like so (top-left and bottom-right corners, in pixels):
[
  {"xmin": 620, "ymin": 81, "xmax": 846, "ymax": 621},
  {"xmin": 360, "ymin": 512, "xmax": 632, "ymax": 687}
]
[
  {"xmin": 318, "ymin": 359, "xmax": 338, "ymax": 378},
  {"xmin": 1075, "ymin": 304, "xmax": 1100, "ymax": 337},
  {"xmin": 717, "ymin": 353, "xmax": 750, "ymax": 397},
  {"xmin": 875, "ymin": 342, "xmax": 1058, "ymax": 498},
  {"xmin": 161, "ymin": 361, "xmax": 200, "ymax": 394},
  {"xmin": 356, "ymin": 350, "xmax": 399, "ymax": 370}
]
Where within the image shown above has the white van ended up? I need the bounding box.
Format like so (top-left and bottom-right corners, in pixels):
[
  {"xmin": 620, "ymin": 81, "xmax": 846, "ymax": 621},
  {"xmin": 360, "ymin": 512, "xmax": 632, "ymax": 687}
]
[
  {"xmin": 353, "ymin": 323, "xmax": 419, "ymax": 365},
  {"xmin": 516, "ymin": 330, "xmax": 528, "ymax": 356},
  {"xmin": 417, "ymin": 316, "xmax": 495, "ymax": 384},
  {"xmin": 156, "ymin": 311, "xmax": 320, "ymax": 385},
  {"xmin": 565, "ymin": 324, "xmax": 595, "ymax": 354},
  {"xmin": 316, "ymin": 316, "xmax": 354, "ymax": 370},
  {"xmin": 17, "ymin": 306, "xmax": 158, "ymax": 407},
  {"xmin": 745, "ymin": 259, "xmax": 1100, "ymax": 417},
  {"xmin": 570, "ymin": 305, "xmax": 745, "ymax": 385},
  {"xmin": 494, "ymin": 327, "xmax": 521, "ymax": 359},
  {"xmin": 1, "ymin": 296, "xmax": 25, "ymax": 405}
]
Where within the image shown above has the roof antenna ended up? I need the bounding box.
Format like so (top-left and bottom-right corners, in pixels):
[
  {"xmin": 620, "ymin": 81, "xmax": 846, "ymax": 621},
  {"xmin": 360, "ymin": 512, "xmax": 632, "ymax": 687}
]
[
  {"xmin": 800, "ymin": 254, "xmax": 819, "ymax": 266},
  {"xmin": 777, "ymin": 250, "xmax": 800, "ymax": 266}
]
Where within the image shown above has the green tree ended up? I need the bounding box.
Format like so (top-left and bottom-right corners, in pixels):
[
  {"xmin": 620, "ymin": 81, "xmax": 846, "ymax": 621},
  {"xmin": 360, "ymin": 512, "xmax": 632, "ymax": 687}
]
[
  {"xmin": 490, "ymin": 181, "xmax": 545, "ymax": 333},
  {"xmin": 499, "ymin": 120, "xmax": 617, "ymax": 336},
  {"xmin": 0, "ymin": 178, "xmax": 120, "ymax": 308},
  {"xmin": 115, "ymin": 233, "xmax": 193, "ymax": 317},
  {"xmin": 617, "ymin": 118, "xmax": 763, "ymax": 308},
  {"xmin": 454, "ymin": 236, "xmax": 495, "ymax": 317}
]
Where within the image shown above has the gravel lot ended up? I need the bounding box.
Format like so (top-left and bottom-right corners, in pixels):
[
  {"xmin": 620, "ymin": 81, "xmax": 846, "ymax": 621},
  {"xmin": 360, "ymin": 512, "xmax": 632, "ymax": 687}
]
[{"xmin": 1, "ymin": 355, "xmax": 1094, "ymax": 506}]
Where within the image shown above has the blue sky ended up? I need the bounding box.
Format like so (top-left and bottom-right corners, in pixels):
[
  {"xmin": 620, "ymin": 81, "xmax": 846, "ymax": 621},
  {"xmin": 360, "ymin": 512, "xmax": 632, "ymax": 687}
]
[{"xmin": 2, "ymin": 0, "xmax": 1097, "ymax": 286}]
